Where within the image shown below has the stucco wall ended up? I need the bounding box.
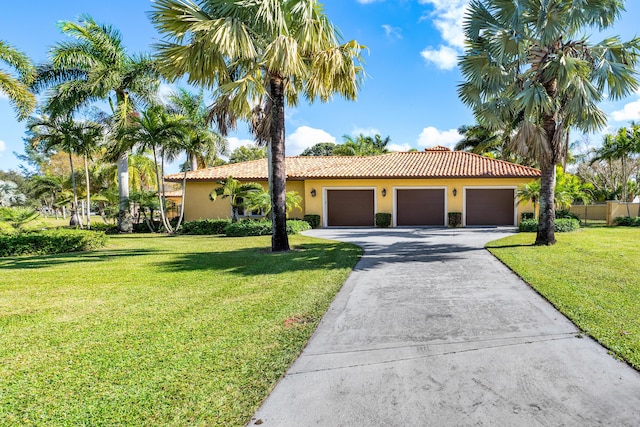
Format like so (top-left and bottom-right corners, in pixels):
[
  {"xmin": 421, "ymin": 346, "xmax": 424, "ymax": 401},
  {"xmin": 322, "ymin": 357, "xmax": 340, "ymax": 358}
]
[
  {"xmin": 182, "ymin": 180, "xmax": 305, "ymax": 221},
  {"xmin": 182, "ymin": 177, "xmax": 536, "ymax": 225}
]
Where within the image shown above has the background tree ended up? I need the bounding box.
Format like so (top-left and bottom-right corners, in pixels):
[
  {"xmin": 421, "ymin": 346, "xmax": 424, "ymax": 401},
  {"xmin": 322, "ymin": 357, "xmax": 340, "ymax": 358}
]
[
  {"xmin": 229, "ymin": 145, "xmax": 268, "ymax": 164},
  {"xmin": 333, "ymin": 134, "xmax": 391, "ymax": 156},
  {"xmin": 33, "ymin": 15, "xmax": 160, "ymax": 232},
  {"xmin": 152, "ymin": 0, "xmax": 365, "ymax": 252},
  {"xmin": 591, "ymin": 125, "xmax": 640, "ymax": 215},
  {"xmin": 459, "ymin": 0, "xmax": 640, "ymax": 245},
  {"xmin": 300, "ymin": 142, "xmax": 337, "ymax": 156},
  {"xmin": 166, "ymin": 88, "xmax": 228, "ymax": 230},
  {"xmin": 0, "ymin": 40, "xmax": 36, "ymax": 120},
  {"xmin": 0, "ymin": 180, "xmax": 26, "ymax": 207}
]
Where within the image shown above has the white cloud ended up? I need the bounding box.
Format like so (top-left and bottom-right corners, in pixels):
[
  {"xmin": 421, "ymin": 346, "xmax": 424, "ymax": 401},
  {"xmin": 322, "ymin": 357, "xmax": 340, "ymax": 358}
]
[
  {"xmin": 225, "ymin": 137, "xmax": 257, "ymax": 156},
  {"xmin": 388, "ymin": 143, "xmax": 413, "ymax": 152},
  {"xmin": 286, "ymin": 126, "xmax": 336, "ymax": 155},
  {"xmin": 0, "ymin": 90, "xmax": 7, "ymax": 100},
  {"xmin": 351, "ymin": 127, "xmax": 381, "ymax": 137},
  {"xmin": 0, "ymin": 140, "xmax": 5, "ymax": 152},
  {"xmin": 417, "ymin": 127, "xmax": 462, "ymax": 148},
  {"xmin": 418, "ymin": 0, "xmax": 469, "ymax": 69},
  {"xmin": 610, "ymin": 99, "xmax": 640, "ymax": 122},
  {"xmin": 420, "ymin": 45, "xmax": 459, "ymax": 70},
  {"xmin": 382, "ymin": 24, "xmax": 402, "ymax": 40},
  {"xmin": 157, "ymin": 83, "xmax": 176, "ymax": 103}
]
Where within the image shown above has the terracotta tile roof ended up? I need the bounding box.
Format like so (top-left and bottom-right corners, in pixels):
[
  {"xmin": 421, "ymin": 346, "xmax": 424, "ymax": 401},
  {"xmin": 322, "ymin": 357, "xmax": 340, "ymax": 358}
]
[{"xmin": 164, "ymin": 151, "xmax": 541, "ymax": 182}]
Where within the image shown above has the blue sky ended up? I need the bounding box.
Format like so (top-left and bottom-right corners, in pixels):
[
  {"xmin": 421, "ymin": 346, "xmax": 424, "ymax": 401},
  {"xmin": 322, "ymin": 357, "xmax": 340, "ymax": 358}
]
[{"xmin": 1, "ymin": 0, "xmax": 640, "ymax": 173}]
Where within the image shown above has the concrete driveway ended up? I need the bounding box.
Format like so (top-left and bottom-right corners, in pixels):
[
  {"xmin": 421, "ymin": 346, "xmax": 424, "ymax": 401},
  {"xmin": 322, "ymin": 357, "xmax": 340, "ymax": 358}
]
[{"xmin": 250, "ymin": 228, "xmax": 640, "ymax": 426}]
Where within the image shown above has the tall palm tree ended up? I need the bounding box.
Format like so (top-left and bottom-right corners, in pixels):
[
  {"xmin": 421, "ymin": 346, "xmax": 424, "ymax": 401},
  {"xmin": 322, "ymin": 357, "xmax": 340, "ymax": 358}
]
[
  {"xmin": 27, "ymin": 115, "xmax": 101, "ymax": 227},
  {"xmin": 119, "ymin": 105, "xmax": 187, "ymax": 233},
  {"xmin": 0, "ymin": 40, "xmax": 36, "ymax": 120},
  {"xmin": 458, "ymin": 0, "xmax": 640, "ymax": 245},
  {"xmin": 32, "ymin": 15, "xmax": 160, "ymax": 232},
  {"xmin": 165, "ymin": 88, "xmax": 228, "ymax": 230},
  {"xmin": 151, "ymin": 0, "xmax": 365, "ymax": 252}
]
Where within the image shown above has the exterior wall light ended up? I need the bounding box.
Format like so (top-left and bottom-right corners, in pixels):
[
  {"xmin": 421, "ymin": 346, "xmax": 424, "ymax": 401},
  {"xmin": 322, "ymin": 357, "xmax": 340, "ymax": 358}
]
[
  {"xmin": 453, "ymin": 188, "xmax": 457, "ymax": 197},
  {"xmin": 381, "ymin": 188, "xmax": 387, "ymax": 197},
  {"xmin": 310, "ymin": 189, "xmax": 317, "ymax": 197}
]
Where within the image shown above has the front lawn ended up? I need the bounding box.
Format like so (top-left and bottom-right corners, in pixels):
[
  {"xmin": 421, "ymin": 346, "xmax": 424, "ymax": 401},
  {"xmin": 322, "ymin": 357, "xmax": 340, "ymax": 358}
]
[
  {"xmin": 0, "ymin": 234, "xmax": 361, "ymax": 426},
  {"xmin": 487, "ymin": 227, "xmax": 640, "ymax": 370}
]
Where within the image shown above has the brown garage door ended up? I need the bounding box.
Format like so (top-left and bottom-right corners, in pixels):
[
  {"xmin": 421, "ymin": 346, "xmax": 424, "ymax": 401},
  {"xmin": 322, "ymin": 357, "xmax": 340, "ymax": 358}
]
[
  {"xmin": 327, "ymin": 190, "xmax": 375, "ymax": 226},
  {"xmin": 396, "ymin": 189, "xmax": 445, "ymax": 226},
  {"xmin": 466, "ymin": 189, "xmax": 515, "ymax": 226}
]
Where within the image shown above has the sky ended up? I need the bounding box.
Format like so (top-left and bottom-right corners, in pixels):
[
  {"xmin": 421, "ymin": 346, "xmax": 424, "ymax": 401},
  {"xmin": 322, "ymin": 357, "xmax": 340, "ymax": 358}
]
[{"xmin": 1, "ymin": 0, "xmax": 640, "ymax": 174}]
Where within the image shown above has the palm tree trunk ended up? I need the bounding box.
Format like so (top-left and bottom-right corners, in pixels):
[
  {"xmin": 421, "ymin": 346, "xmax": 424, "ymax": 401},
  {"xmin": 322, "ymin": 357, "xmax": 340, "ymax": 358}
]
[
  {"xmin": 68, "ymin": 152, "xmax": 82, "ymax": 228},
  {"xmin": 117, "ymin": 151, "xmax": 133, "ymax": 232},
  {"xmin": 175, "ymin": 170, "xmax": 188, "ymax": 231},
  {"xmin": 84, "ymin": 155, "xmax": 91, "ymax": 230},
  {"xmin": 536, "ymin": 163, "xmax": 556, "ymax": 245},
  {"xmin": 190, "ymin": 153, "xmax": 198, "ymax": 172},
  {"xmin": 269, "ymin": 76, "xmax": 290, "ymax": 252},
  {"xmin": 152, "ymin": 145, "xmax": 172, "ymax": 233}
]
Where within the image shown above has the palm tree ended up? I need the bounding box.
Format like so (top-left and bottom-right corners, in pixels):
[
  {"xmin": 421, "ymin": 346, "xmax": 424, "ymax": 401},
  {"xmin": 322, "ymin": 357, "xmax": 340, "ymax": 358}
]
[
  {"xmin": 27, "ymin": 115, "xmax": 101, "ymax": 227},
  {"xmin": 151, "ymin": 0, "xmax": 365, "ymax": 252},
  {"xmin": 517, "ymin": 181, "xmax": 541, "ymax": 218},
  {"xmin": 209, "ymin": 177, "xmax": 263, "ymax": 223},
  {"xmin": 165, "ymin": 88, "xmax": 228, "ymax": 230},
  {"xmin": 244, "ymin": 190, "xmax": 303, "ymax": 218},
  {"xmin": 32, "ymin": 15, "xmax": 160, "ymax": 232},
  {"xmin": 334, "ymin": 134, "xmax": 391, "ymax": 156},
  {"xmin": 0, "ymin": 40, "xmax": 36, "ymax": 120},
  {"xmin": 592, "ymin": 126, "xmax": 639, "ymax": 216},
  {"xmin": 459, "ymin": 0, "xmax": 640, "ymax": 245},
  {"xmin": 119, "ymin": 105, "xmax": 187, "ymax": 233}
]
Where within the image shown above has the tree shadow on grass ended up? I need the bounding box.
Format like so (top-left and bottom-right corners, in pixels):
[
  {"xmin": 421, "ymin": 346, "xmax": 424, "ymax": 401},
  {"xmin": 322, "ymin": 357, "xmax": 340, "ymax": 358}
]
[
  {"xmin": 486, "ymin": 243, "xmax": 536, "ymax": 249},
  {"xmin": 0, "ymin": 249, "xmax": 160, "ymax": 270},
  {"xmin": 157, "ymin": 242, "xmax": 363, "ymax": 276}
]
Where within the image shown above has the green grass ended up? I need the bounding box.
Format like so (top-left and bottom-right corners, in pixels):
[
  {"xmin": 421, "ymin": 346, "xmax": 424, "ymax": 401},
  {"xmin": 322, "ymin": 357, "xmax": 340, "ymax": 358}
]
[
  {"xmin": 487, "ymin": 227, "xmax": 640, "ymax": 370},
  {"xmin": 0, "ymin": 235, "xmax": 362, "ymax": 426}
]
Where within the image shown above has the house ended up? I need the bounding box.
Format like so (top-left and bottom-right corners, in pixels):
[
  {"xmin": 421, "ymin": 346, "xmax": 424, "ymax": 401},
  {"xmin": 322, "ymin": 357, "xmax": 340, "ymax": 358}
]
[{"xmin": 164, "ymin": 147, "xmax": 541, "ymax": 227}]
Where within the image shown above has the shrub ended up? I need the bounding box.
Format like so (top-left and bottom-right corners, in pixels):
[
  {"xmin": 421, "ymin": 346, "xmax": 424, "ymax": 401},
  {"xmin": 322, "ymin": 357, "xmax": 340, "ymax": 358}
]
[
  {"xmin": 0, "ymin": 222, "xmax": 17, "ymax": 235},
  {"xmin": 224, "ymin": 220, "xmax": 311, "ymax": 237},
  {"xmin": 614, "ymin": 216, "xmax": 640, "ymax": 227},
  {"xmin": 286, "ymin": 220, "xmax": 311, "ymax": 235},
  {"xmin": 448, "ymin": 212, "xmax": 462, "ymax": 227},
  {"xmin": 375, "ymin": 213, "xmax": 392, "ymax": 228},
  {"xmin": 180, "ymin": 219, "xmax": 231, "ymax": 235},
  {"xmin": 519, "ymin": 219, "xmax": 538, "ymax": 232},
  {"xmin": 303, "ymin": 214, "xmax": 321, "ymax": 229},
  {"xmin": 519, "ymin": 218, "xmax": 580, "ymax": 233},
  {"xmin": 521, "ymin": 212, "xmax": 535, "ymax": 220},
  {"xmin": 556, "ymin": 209, "xmax": 580, "ymax": 220},
  {"xmin": 89, "ymin": 222, "xmax": 118, "ymax": 234},
  {"xmin": 225, "ymin": 221, "xmax": 272, "ymax": 237},
  {"xmin": 0, "ymin": 229, "xmax": 108, "ymax": 257},
  {"xmin": 554, "ymin": 218, "xmax": 580, "ymax": 232}
]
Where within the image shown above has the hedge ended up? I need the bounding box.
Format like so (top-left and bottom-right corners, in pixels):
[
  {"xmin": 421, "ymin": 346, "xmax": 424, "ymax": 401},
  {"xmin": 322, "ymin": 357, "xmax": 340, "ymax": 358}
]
[
  {"xmin": 519, "ymin": 218, "xmax": 580, "ymax": 233},
  {"xmin": 0, "ymin": 229, "xmax": 108, "ymax": 257},
  {"xmin": 375, "ymin": 213, "xmax": 392, "ymax": 228},
  {"xmin": 613, "ymin": 216, "xmax": 640, "ymax": 227},
  {"xmin": 302, "ymin": 214, "xmax": 321, "ymax": 229},
  {"xmin": 224, "ymin": 220, "xmax": 311, "ymax": 237},
  {"xmin": 179, "ymin": 219, "xmax": 231, "ymax": 235}
]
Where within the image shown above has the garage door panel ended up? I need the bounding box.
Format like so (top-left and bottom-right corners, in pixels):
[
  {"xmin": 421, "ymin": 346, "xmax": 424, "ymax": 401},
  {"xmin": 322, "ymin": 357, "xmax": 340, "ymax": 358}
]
[
  {"xmin": 327, "ymin": 190, "xmax": 374, "ymax": 226},
  {"xmin": 396, "ymin": 189, "xmax": 445, "ymax": 226},
  {"xmin": 466, "ymin": 189, "xmax": 515, "ymax": 226}
]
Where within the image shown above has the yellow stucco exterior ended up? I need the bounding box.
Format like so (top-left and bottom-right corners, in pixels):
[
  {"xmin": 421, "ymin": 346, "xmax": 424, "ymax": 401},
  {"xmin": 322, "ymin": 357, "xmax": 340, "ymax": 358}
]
[
  {"xmin": 181, "ymin": 177, "xmax": 535, "ymax": 226},
  {"xmin": 182, "ymin": 180, "xmax": 305, "ymax": 221}
]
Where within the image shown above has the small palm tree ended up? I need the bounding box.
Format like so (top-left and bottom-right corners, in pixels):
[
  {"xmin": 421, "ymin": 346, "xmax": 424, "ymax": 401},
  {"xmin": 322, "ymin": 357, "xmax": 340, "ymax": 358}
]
[
  {"xmin": 244, "ymin": 190, "xmax": 303, "ymax": 218},
  {"xmin": 517, "ymin": 181, "xmax": 541, "ymax": 218},
  {"xmin": 209, "ymin": 177, "xmax": 262, "ymax": 223},
  {"xmin": 0, "ymin": 40, "xmax": 36, "ymax": 120}
]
